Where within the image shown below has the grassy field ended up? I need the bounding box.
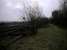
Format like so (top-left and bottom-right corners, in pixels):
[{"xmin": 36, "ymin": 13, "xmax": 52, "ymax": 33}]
[{"xmin": 0, "ymin": 24, "xmax": 67, "ymax": 50}]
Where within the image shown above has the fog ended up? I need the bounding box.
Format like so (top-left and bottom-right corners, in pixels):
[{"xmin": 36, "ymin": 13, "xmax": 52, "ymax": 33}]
[{"xmin": 0, "ymin": 0, "xmax": 63, "ymax": 22}]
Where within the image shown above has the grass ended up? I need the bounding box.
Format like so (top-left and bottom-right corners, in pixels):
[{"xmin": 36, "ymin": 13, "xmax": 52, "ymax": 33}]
[{"xmin": 0, "ymin": 24, "xmax": 67, "ymax": 50}]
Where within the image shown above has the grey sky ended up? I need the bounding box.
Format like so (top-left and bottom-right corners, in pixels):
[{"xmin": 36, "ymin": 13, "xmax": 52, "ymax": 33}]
[{"xmin": 0, "ymin": 0, "xmax": 63, "ymax": 22}]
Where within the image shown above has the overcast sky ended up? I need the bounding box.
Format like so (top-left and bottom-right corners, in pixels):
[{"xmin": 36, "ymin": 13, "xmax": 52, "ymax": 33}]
[{"xmin": 0, "ymin": 0, "xmax": 63, "ymax": 22}]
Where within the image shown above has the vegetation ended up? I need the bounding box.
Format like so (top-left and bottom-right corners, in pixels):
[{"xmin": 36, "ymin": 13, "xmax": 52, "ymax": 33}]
[
  {"xmin": 0, "ymin": 24, "xmax": 67, "ymax": 50},
  {"xmin": 0, "ymin": 0, "xmax": 67, "ymax": 50}
]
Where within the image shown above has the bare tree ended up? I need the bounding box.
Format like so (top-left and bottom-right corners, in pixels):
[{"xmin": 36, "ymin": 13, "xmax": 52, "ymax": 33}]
[{"xmin": 22, "ymin": 0, "xmax": 42, "ymax": 22}]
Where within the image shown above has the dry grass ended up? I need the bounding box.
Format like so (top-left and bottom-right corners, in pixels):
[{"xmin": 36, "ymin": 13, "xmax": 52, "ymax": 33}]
[{"xmin": 0, "ymin": 24, "xmax": 67, "ymax": 50}]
